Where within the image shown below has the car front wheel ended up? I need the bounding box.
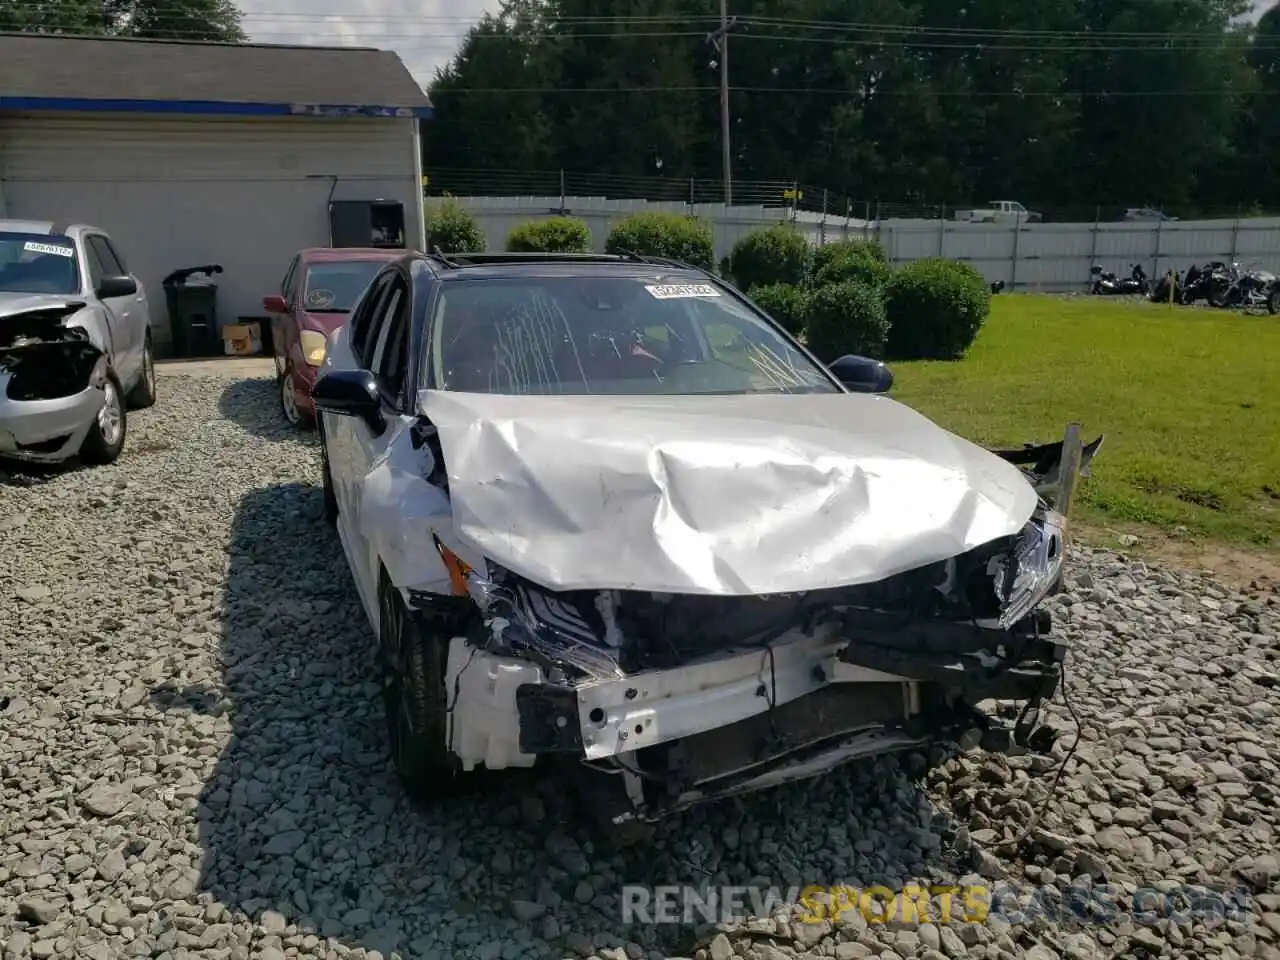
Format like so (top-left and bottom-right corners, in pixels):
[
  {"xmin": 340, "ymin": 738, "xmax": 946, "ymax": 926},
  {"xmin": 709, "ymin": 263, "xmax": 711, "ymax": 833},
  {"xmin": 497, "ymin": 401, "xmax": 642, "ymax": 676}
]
[
  {"xmin": 279, "ymin": 367, "xmax": 314, "ymax": 429},
  {"xmin": 80, "ymin": 373, "xmax": 127, "ymax": 465},
  {"xmin": 379, "ymin": 580, "xmax": 463, "ymax": 802}
]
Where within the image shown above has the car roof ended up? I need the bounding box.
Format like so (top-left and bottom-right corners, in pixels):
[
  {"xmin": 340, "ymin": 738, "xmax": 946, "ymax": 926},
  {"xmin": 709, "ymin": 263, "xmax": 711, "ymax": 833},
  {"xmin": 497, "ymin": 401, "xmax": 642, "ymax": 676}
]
[
  {"xmin": 0, "ymin": 220, "xmax": 100, "ymax": 236},
  {"xmin": 411, "ymin": 251, "xmax": 715, "ymax": 284},
  {"xmin": 298, "ymin": 246, "xmax": 405, "ymax": 263}
]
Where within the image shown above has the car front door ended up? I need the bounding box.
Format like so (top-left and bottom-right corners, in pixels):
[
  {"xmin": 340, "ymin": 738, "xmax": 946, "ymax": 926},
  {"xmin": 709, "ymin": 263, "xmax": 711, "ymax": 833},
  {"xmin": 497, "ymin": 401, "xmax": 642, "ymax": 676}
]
[
  {"xmin": 325, "ymin": 271, "xmax": 397, "ymax": 611},
  {"xmin": 81, "ymin": 236, "xmax": 124, "ymax": 374},
  {"xmin": 84, "ymin": 234, "xmax": 144, "ymax": 385},
  {"xmin": 272, "ymin": 255, "xmax": 301, "ymax": 376},
  {"xmin": 342, "ymin": 271, "xmax": 413, "ymax": 613}
]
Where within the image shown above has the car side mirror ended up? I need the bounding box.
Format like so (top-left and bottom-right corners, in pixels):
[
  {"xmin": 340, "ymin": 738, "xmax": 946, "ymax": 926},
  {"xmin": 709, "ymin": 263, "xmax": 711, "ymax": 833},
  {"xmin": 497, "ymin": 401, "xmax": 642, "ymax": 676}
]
[
  {"xmin": 263, "ymin": 295, "xmax": 288, "ymax": 313},
  {"xmin": 97, "ymin": 275, "xmax": 137, "ymax": 298},
  {"xmin": 829, "ymin": 354, "xmax": 893, "ymax": 393},
  {"xmin": 312, "ymin": 369, "xmax": 385, "ymax": 435}
]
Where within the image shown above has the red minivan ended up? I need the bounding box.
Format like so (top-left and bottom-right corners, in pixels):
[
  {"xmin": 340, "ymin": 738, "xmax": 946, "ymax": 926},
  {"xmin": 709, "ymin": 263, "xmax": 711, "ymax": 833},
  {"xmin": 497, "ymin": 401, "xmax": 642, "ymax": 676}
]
[{"xmin": 264, "ymin": 248, "xmax": 401, "ymax": 428}]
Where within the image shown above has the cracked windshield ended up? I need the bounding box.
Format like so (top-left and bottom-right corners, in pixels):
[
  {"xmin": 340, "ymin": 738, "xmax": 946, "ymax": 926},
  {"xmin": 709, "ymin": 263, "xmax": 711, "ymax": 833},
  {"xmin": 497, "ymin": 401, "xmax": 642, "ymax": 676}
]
[{"xmin": 430, "ymin": 276, "xmax": 838, "ymax": 395}]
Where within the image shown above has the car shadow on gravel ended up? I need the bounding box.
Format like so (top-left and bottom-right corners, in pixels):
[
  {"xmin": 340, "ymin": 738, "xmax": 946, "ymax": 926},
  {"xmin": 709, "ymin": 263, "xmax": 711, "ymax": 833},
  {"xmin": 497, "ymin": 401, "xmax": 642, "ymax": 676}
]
[
  {"xmin": 197, "ymin": 481, "xmax": 961, "ymax": 959},
  {"xmin": 216, "ymin": 377, "xmax": 303, "ymax": 443},
  {"xmin": 0, "ymin": 457, "xmax": 82, "ymax": 487}
]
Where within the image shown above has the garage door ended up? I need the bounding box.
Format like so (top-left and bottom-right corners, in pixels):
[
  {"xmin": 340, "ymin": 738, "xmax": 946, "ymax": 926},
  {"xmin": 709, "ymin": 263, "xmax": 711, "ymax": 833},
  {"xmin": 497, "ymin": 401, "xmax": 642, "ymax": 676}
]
[{"xmin": 0, "ymin": 113, "xmax": 420, "ymax": 351}]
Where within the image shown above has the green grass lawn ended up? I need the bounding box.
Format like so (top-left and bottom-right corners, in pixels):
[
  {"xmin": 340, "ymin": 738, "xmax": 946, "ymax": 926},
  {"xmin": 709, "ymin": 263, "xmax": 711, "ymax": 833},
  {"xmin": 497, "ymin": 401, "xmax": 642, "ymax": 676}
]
[{"xmin": 889, "ymin": 294, "xmax": 1280, "ymax": 549}]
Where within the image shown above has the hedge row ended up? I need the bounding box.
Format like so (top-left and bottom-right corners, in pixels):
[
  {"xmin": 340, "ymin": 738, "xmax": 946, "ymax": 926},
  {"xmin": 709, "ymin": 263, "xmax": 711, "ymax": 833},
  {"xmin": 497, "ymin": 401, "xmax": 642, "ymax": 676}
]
[
  {"xmin": 423, "ymin": 200, "xmax": 989, "ymax": 361},
  {"xmin": 731, "ymin": 233, "xmax": 990, "ymax": 363}
]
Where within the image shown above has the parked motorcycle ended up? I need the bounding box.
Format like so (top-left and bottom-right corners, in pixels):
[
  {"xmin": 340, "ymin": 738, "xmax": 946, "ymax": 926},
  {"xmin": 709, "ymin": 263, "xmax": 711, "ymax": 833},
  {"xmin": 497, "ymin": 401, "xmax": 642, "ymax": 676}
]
[
  {"xmin": 1090, "ymin": 263, "xmax": 1148, "ymax": 296},
  {"xmin": 1220, "ymin": 262, "xmax": 1276, "ymax": 309},
  {"xmin": 1180, "ymin": 261, "xmax": 1234, "ymax": 306}
]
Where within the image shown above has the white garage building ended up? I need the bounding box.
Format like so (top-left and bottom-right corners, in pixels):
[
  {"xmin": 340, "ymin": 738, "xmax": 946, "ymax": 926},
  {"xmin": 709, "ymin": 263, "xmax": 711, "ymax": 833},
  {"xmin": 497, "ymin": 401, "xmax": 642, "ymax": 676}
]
[{"xmin": 0, "ymin": 32, "xmax": 430, "ymax": 354}]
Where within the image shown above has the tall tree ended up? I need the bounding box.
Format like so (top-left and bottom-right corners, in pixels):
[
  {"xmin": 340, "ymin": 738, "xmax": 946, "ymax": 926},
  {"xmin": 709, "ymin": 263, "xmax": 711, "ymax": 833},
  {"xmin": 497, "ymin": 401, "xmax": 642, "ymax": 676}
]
[
  {"xmin": 423, "ymin": 0, "xmax": 1276, "ymax": 216},
  {"xmin": 0, "ymin": 0, "xmax": 244, "ymax": 41},
  {"xmin": 426, "ymin": 1, "xmax": 555, "ymax": 176},
  {"xmin": 104, "ymin": 0, "xmax": 245, "ymax": 41}
]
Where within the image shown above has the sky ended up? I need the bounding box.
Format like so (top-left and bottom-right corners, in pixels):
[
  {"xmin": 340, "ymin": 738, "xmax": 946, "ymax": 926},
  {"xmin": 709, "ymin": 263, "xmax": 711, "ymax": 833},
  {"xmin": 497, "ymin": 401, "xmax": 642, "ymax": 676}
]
[{"xmin": 236, "ymin": 0, "xmax": 500, "ymax": 87}]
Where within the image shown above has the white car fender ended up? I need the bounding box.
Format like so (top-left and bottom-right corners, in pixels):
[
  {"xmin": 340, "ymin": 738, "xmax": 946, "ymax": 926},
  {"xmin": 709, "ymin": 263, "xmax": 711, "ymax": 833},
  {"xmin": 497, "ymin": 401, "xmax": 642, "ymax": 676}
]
[{"xmin": 356, "ymin": 415, "xmax": 484, "ymax": 598}]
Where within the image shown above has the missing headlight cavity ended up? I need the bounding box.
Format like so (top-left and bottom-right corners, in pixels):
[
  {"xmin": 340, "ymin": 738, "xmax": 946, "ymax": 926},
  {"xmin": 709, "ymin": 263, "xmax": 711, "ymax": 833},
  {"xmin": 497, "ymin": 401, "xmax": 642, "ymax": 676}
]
[{"xmin": 0, "ymin": 311, "xmax": 102, "ymax": 401}]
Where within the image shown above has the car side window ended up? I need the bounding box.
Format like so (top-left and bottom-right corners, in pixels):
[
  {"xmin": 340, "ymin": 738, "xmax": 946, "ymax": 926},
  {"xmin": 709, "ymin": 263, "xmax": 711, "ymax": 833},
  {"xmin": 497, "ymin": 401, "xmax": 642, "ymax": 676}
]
[
  {"xmin": 100, "ymin": 236, "xmax": 129, "ymax": 274},
  {"xmin": 349, "ymin": 272, "xmax": 393, "ymax": 365},
  {"xmin": 84, "ymin": 240, "xmax": 108, "ymax": 290},
  {"xmin": 371, "ymin": 278, "xmax": 410, "ymax": 404},
  {"xmin": 281, "ymin": 256, "xmax": 300, "ymax": 304},
  {"xmin": 86, "ymin": 237, "xmax": 123, "ymax": 278}
]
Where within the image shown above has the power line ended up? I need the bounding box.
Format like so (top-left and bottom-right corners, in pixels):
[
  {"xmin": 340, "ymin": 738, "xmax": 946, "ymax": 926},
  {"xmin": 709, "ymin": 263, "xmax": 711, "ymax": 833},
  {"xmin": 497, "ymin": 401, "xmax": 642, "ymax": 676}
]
[
  {"xmin": 431, "ymin": 85, "xmax": 1262, "ymax": 97},
  {"xmin": 5, "ymin": 27, "xmax": 1271, "ymax": 55},
  {"xmin": 1, "ymin": 9, "xmax": 1272, "ymax": 47}
]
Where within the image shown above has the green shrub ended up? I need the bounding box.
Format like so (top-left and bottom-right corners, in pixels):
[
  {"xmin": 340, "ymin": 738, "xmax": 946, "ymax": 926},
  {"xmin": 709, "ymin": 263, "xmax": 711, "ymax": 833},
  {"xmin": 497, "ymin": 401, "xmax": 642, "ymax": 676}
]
[
  {"xmin": 605, "ymin": 212, "xmax": 714, "ymax": 270},
  {"xmin": 718, "ymin": 255, "xmax": 733, "ymax": 279},
  {"xmin": 813, "ymin": 238, "xmax": 888, "ymax": 275},
  {"xmin": 727, "ymin": 224, "xmax": 811, "ymax": 292},
  {"xmin": 749, "ymin": 283, "xmax": 808, "ymax": 336},
  {"xmin": 803, "ymin": 281, "xmax": 890, "ymax": 362},
  {"xmin": 424, "ymin": 198, "xmax": 486, "ymax": 253},
  {"xmin": 885, "ymin": 258, "xmax": 990, "ymax": 360},
  {"xmin": 506, "ymin": 216, "xmax": 592, "ymax": 253},
  {"xmin": 813, "ymin": 250, "xmax": 892, "ymax": 289}
]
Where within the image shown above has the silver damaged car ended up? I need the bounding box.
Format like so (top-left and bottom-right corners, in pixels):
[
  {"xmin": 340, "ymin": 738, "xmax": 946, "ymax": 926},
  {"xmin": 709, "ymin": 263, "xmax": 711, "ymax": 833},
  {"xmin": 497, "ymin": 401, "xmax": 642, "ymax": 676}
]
[{"xmin": 0, "ymin": 220, "xmax": 157, "ymax": 465}]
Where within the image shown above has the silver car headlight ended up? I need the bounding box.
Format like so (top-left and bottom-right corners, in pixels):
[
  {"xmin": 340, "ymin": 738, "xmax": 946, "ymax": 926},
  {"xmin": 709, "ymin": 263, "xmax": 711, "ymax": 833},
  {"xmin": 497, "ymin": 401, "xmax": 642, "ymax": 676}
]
[{"xmin": 990, "ymin": 506, "xmax": 1066, "ymax": 629}]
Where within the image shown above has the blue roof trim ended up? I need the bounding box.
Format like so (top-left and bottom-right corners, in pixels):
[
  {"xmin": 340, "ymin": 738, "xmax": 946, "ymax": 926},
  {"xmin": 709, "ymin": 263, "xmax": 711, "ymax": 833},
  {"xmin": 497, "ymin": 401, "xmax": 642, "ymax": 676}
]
[{"xmin": 0, "ymin": 97, "xmax": 433, "ymax": 119}]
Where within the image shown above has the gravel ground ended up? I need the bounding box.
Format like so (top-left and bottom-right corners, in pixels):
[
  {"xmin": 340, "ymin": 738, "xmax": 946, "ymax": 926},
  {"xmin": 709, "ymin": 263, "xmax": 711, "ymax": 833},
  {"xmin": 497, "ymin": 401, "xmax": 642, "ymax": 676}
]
[{"xmin": 2, "ymin": 368, "xmax": 1279, "ymax": 960}]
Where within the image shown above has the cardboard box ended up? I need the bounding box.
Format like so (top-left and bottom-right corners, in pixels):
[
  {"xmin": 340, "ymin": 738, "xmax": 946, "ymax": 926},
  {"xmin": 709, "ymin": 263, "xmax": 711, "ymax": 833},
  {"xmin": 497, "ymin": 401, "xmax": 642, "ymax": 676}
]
[
  {"xmin": 224, "ymin": 335, "xmax": 262, "ymax": 356},
  {"xmin": 222, "ymin": 321, "xmax": 262, "ymax": 356},
  {"xmin": 222, "ymin": 321, "xmax": 260, "ymax": 341}
]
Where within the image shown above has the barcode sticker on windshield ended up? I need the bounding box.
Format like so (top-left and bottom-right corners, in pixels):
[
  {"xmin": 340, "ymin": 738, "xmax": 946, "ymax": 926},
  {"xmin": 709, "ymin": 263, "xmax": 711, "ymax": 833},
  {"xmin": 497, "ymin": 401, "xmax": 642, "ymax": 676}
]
[
  {"xmin": 644, "ymin": 283, "xmax": 721, "ymax": 299},
  {"xmin": 23, "ymin": 241, "xmax": 75, "ymax": 258}
]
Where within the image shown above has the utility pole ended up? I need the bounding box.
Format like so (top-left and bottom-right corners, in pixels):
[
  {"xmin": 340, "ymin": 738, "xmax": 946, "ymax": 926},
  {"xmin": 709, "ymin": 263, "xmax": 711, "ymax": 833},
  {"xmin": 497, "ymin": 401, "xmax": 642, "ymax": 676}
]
[{"xmin": 707, "ymin": 3, "xmax": 737, "ymax": 205}]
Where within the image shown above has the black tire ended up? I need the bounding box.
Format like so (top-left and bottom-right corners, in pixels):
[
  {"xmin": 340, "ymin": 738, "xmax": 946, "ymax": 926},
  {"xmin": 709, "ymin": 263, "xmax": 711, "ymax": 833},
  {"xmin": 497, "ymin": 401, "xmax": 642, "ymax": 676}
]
[
  {"xmin": 279, "ymin": 367, "xmax": 314, "ymax": 429},
  {"xmin": 1269, "ymin": 290, "xmax": 1279, "ymax": 316},
  {"xmin": 1207, "ymin": 285, "xmax": 1229, "ymax": 308},
  {"xmin": 379, "ymin": 580, "xmax": 463, "ymax": 801},
  {"xmin": 80, "ymin": 371, "xmax": 127, "ymax": 465},
  {"xmin": 318, "ymin": 421, "xmax": 338, "ymax": 526},
  {"xmin": 125, "ymin": 333, "xmax": 157, "ymax": 409}
]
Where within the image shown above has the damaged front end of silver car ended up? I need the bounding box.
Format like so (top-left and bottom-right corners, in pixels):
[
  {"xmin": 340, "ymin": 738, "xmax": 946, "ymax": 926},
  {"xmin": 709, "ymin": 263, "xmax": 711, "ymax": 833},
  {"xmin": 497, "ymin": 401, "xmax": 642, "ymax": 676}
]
[
  {"xmin": 418, "ymin": 422, "xmax": 1103, "ymax": 832},
  {"xmin": 0, "ymin": 301, "xmax": 106, "ymax": 459}
]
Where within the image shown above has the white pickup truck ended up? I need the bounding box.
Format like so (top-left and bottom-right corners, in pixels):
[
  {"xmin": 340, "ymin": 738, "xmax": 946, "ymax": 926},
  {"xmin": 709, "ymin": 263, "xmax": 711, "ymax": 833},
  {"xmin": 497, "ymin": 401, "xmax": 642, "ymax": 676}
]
[{"xmin": 953, "ymin": 201, "xmax": 1042, "ymax": 223}]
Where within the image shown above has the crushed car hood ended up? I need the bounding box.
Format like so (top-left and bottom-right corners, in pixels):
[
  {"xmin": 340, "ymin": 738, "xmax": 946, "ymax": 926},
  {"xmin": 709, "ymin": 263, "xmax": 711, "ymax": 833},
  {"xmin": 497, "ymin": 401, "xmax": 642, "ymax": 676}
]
[
  {"xmin": 0, "ymin": 293, "xmax": 88, "ymax": 322},
  {"xmin": 418, "ymin": 389, "xmax": 1040, "ymax": 596}
]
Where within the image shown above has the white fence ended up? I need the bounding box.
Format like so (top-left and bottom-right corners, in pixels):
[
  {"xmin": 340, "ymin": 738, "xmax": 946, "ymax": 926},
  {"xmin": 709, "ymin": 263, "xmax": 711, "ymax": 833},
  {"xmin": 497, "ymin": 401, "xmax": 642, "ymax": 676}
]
[{"xmin": 445, "ymin": 195, "xmax": 1280, "ymax": 292}]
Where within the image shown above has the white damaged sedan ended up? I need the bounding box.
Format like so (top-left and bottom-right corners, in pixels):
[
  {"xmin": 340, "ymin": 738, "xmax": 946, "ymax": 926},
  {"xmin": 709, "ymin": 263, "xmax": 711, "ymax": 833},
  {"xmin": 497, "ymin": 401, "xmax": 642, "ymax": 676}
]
[{"xmin": 312, "ymin": 251, "xmax": 1102, "ymax": 834}]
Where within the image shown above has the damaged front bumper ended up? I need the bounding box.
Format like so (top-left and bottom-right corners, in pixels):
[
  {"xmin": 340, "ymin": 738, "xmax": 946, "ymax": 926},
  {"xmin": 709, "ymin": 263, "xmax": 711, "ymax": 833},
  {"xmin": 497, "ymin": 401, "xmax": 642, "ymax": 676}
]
[
  {"xmin": 440, "ymin": 604, "xmax": 1065, "ymax": 825},
  {"xmin": 0, "ymin": 302, "xmax": 106, "ymax": 462}
]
